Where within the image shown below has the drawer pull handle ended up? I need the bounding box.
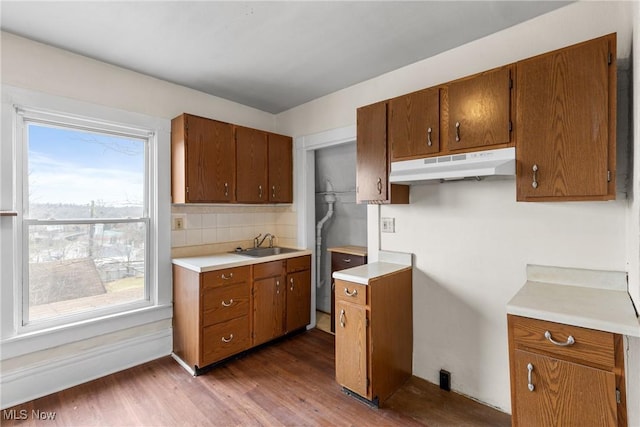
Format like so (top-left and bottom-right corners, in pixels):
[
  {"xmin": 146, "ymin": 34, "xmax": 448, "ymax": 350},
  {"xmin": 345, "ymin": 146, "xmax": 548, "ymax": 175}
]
[
  {"xmin": 276, "ymin": 280, "xmax": 280, "ymax": 294},
  {"xmin": 532, "ymin": 164, "xmax": 539, "ymax": 189},
  {"xmin": 455, "ymin": 121, "xmax": 461, "ymax": 142},
  {"xmin": 339, "ymin": 309, "xmax": 346, "ymax": 328},
  {"xmin": 221, "ymin": 334, "xmax": 234, "ymax": 343},
  {"xmin": 343, "ymin": 258, "xmax": 352, "ymax": 263},
  {"xmin": 527, "ymin": 363, "xmax": 535, "ymax": 392},
  {"xmin": 221, "ymin": 273, "xmax": 233, "ymax": 280},
  {"xmin": 427, "ymin": 127, "xmax": 433, "ymax": 146},
  {"xmin": 544, "ymin": 330, "xmax": 575, "ymax": 347},
  {"xmin": 344, "ymin": 288, "xmax": 358, "ymax": 297},
  {"xmin": 221, "ymin": 299, "xmax": 234, "ymax": 307},
  {"xmin": 290, "ymin": 277, "xmax": 294, "ymax": 291}
]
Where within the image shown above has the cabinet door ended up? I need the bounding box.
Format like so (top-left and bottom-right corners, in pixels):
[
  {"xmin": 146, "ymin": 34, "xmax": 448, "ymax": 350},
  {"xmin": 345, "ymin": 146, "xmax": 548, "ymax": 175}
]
[
  {"xmin": 516, "ymin": 35, "xmax": 614, "ymax": 201},
  {"xmin": 184, "ymin": 115, "xmax": 235, "ymax": 203},
  {"xmin": 236, "ymin": 126, "xmax": 268, "ymax": 203},
  {"xmin": 252, "ymin": 275, "xmax": 286, "ymax": 346},
  {"xmin": 356, "ymin": 101, "xmax": 388, "ymax": 203},
  {"xmin": 335, "ymin": 301, "xmax": 369, "ymax": 398},
  {"xmin": 513, "ymin": 350, "xmax": 617, "ymax": 427},
  {"xmin": 285, "ymin": 269, "xmax": 311, "ymax": 332},
  {"xmin": 389, "ymin": 87, "xmax": 440, "ymax": 160},
  {"xmin": 268, "ymin": 133, "xmax": 293, "ymax": 203},
  {"xmin": 447, "ymin": 67, "xmax": 511, "ymax": 151}
]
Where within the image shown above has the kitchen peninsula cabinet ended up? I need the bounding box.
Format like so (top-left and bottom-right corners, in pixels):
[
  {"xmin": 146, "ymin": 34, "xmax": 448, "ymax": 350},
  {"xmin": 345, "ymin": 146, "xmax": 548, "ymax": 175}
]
[
  {"xmin": 356, "ymin": 101, "xmax": 409, "ymax": 204},
  {"xmin": 171, "ymin": 113, "xmax": 235, "ymax": 203},
  {"xmin": 446, "ymin": 66, "xmax": 513, "ymax": 151},
  {"xmin": 388, "ymin": 87, "xmax": 441, "ymax": 161},
  {"xmin": 508, "ymin": 315, "xmax": 626, "ymax": 426},
  {"xmin": 334, "ymin": 263, "xmax": 412, "ymax": 406},
  {"xmin": 516, "ymin": 33, "xmax": 616, "ymax": 201}
]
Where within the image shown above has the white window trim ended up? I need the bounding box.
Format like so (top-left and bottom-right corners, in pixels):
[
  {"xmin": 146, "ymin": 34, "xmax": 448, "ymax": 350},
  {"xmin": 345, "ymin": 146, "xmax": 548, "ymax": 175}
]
[{"xmin": 1, "ymin": 85, "xmax": 172, "ymax": 360}]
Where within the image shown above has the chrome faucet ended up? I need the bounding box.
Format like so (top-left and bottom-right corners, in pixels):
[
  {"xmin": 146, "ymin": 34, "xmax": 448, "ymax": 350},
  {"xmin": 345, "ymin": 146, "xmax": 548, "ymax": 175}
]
[{"xmin": 254, "ymin": 233, "xmax": 275, "ymax": 248}]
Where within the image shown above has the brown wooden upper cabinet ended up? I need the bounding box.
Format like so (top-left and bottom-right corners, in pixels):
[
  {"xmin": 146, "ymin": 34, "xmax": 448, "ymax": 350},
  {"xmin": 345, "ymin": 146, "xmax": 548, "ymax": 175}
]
[
  {"xmin": 389, "ymin": 87, "xmax": 441, "ymax": 161},
  {"xmin": 268, "ymin": 132, "xmax": 293, "ymax": 203},
  {"xmin": 171, "ymin": 113, "xmax": 235, "ymax": 204},
  {"xmin": 236, "ymin": 126, "xmax": 269, "ymax": 203},
  {"xmin": 356, "ymin": 101, "xmax": 409, "ymax": 204},
  {"xmin": 446, "ymin": 66, "xmax": 513, "ymax": 151},
  {"xmin": 516, "ymin": 33, "xmax": 616, "ymax": 201}
]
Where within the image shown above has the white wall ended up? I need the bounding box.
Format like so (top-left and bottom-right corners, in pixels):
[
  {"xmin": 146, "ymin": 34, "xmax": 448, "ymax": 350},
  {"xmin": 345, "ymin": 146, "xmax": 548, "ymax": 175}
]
[{"xmin": 277, "ymin": 0, "xmax": 638, "ymax": 417}]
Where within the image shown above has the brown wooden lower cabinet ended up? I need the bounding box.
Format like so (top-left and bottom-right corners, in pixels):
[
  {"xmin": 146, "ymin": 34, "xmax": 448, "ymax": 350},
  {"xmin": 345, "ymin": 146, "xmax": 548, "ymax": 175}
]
[
  {"xmin": 328, "ymin": 246, "xmax": 368, "ymax": 333},
  {"xmin": 334, "ymin": 267, "xmax": 412, "ymax": 406},
  {"xmin": 508, "ymin": 315, "xmax": 626, "ymax": 426},
  {"xmin": 173, "ymin": 255, "xmax": 312, "ymax": 374}
]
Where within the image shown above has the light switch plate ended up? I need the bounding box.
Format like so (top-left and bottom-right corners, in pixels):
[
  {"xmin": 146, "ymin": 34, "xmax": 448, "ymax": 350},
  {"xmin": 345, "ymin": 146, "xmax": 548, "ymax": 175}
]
[{"xmin": 381, "ymin": 217, "xmax": 395, "ymax": 233}]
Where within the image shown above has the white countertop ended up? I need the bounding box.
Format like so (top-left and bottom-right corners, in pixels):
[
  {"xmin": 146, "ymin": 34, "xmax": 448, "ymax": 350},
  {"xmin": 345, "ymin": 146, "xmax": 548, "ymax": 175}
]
[
  {"xmin": 332, "ymin": 250, "xmax": 412, "ymax": 285},
  {"xmin": 507, "ymin": 265, "xmax": 640, "ymax": 337},
  {"xmin": 172, "ymin": 248, "xmax": 312, "ymax": 273}
]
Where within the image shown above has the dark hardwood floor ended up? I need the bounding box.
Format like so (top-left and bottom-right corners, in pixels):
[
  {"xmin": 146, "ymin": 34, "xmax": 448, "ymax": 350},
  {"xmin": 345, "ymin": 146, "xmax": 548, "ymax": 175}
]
[{"xmin": 2, "ymin": 329, "xmax": 510, "ymax": 426}]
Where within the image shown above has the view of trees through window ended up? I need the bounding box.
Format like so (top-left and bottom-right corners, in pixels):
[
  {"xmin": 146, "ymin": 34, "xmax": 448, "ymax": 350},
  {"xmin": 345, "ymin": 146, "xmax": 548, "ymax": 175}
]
[{"xmin": 25, "ymin": 122, "xmax": 148, "ymax": 323}]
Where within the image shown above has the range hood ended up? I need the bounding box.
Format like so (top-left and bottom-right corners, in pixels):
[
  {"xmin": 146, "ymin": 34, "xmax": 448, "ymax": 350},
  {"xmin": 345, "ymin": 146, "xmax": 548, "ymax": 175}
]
[{"xmin": 389, "ymin": 147, "xmax": 515, "ymax": 184}]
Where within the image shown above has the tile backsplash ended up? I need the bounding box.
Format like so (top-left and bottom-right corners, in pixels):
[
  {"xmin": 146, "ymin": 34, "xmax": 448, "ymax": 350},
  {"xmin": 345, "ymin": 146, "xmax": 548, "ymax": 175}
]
[{"xmin": 171, "ymin": 204, "xmax": 298, "ymax": 258}]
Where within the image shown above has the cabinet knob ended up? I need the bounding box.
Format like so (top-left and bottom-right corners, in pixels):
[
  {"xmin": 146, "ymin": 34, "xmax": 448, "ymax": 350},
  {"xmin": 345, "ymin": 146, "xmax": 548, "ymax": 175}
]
[
  {"xmin": 532, "ymin": 164, "xmax": 539, "ymax": 189},
  {"xmin": 455, "ymin": 122, "xmax": 461, "ymax": 142},
  {"xmin": 427, "ymin": 127, "xmax": 433, "ymax": 147},
  {"xmin": 527, "ymin": 363, "xmax": 535, "ymax": 392}
]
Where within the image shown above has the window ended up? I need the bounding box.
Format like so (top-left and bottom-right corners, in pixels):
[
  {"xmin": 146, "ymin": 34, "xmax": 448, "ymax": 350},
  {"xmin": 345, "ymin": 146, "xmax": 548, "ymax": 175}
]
[{"xmin": 18, "ymin": 108, "xmax": 154, "ymax": 328}]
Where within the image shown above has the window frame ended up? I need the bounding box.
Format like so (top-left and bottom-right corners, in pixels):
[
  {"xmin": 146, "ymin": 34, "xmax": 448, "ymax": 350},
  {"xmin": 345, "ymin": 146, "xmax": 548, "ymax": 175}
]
[
  {"xmin": 1, "ymin": 85, "xmax": 172, "ymax": 359},
  {"xmin": 17, "ymin": 109, "xmax": 154, "ymax": 331}
]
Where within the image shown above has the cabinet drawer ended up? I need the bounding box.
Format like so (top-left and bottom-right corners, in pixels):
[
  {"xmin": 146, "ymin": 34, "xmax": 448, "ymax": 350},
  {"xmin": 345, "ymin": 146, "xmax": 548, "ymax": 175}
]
[
  {"xmin": 287, "ymin": 255, "xmax": 311, "ymax": 273},
  {"xmin": 254, "ymin": 260, "xmax": 284, "ymax": 279},
  {"xmin": 201, "ymin": 316, "xmax": 250, "ymax": 365},
  {"xmin": 335, "ymin": 279, "xmax": 367, "ymax": 306},
  {"xmin": 202, "ymin": 282, "xmax": 250, "ymax": 326},
  {"xmin": 202, "ymin": 266, "xmax": 250, "ymax": 290},
  {"xmin": 331, "ymin": 253, "xmax": 367, "ymax": 271},
  {"xmin": 509, "ymin": 315, "xmax": 615, "ymax": 369}
]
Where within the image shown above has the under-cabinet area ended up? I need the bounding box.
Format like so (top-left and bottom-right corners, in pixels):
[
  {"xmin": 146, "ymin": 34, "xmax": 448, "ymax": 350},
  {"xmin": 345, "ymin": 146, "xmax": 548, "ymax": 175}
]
[{"xmin": 172, "ymin": 251, "xmax": 311, "ymax": 374}]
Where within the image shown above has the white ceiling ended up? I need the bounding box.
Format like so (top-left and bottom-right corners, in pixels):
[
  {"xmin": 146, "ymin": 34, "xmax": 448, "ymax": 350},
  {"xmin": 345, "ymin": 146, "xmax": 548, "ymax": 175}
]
[{"xmin": 0, "ymin": 1, "xmax": 570, "ymax": 114}]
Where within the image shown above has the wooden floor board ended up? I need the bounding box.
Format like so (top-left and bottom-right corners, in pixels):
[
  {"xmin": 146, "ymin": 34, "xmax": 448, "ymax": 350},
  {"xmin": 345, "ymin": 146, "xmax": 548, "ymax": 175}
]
[{"xmin": 2, "ymin": 329, "xmax": 510, "ymax": 426}]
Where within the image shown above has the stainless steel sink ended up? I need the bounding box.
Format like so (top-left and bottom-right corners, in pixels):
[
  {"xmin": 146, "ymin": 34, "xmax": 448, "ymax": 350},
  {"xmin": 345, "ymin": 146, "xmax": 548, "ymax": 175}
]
[{"xmin": 234, "ymin": 247, "xmax": 300, "ymax": 257}]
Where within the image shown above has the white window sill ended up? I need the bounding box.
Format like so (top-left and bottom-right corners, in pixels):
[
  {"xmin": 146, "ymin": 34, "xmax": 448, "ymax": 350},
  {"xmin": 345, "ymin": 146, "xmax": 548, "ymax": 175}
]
[{"xmin": 1, "ymin": 304, "xmax": 173, "ymax": 360}]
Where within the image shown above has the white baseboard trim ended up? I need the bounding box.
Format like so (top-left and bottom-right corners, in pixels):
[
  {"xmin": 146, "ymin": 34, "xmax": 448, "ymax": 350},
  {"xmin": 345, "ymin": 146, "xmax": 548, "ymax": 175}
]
[{"xmin": 1, "ymin": 328, "xmax": 172, "ymax": 409}]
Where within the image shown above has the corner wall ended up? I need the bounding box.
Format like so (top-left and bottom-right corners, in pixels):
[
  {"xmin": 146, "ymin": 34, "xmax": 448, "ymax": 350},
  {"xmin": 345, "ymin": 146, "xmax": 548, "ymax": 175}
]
[{"xmin": 277, "ymin": 1, "xmax": 637, "ymax": 416}]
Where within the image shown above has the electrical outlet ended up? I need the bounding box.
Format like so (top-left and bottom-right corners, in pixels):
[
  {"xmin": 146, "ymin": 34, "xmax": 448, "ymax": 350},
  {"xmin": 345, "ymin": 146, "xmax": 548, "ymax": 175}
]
[
  {"xmin": 174, "ymin": 217, "xmax": 184, "ymax": 230},
  {"xmin": 381, "ymin": 217, "xmax": 395, "ymax": 233},
  {"xmin": 440, "ymin": 369, "xmax": 451, "ymax": 391}
]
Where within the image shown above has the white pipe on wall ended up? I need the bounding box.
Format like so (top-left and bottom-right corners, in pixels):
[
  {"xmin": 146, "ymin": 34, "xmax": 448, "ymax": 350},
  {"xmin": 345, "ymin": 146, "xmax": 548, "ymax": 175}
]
[{"xmin": 316, "ymin": 180, "xmax": 336, "ymax": 288}]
